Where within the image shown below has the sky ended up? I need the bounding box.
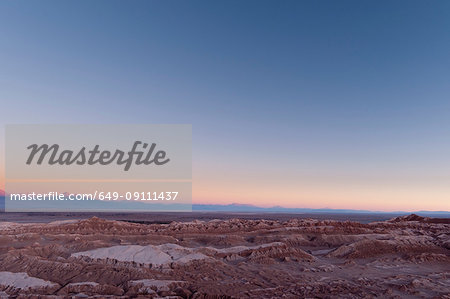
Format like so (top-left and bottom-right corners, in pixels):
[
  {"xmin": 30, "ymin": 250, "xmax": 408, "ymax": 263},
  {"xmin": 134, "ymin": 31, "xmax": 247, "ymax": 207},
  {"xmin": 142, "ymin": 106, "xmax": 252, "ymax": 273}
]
[{"xmin": 1, "ymin": 1, "xmax": 450, "ymax": 211}]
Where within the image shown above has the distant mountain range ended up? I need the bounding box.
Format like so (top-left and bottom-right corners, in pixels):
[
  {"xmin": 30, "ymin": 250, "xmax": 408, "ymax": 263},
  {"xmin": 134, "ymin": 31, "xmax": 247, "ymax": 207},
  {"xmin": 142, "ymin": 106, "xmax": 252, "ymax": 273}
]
[
  {"xmin": 0, "ymin": 192, "xmax": 448, "ymax": 217},
  {"xmin": 192, "ymin": 203, "xmax": 450, "ymax": 217}
]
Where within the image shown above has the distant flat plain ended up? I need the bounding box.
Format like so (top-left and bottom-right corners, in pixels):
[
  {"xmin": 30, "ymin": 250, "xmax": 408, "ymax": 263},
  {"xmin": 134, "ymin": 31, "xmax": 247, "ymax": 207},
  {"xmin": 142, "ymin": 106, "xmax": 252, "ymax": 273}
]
[{"xmin": 0, "ymin": 212, "xmax": 413, "ymax": 224}]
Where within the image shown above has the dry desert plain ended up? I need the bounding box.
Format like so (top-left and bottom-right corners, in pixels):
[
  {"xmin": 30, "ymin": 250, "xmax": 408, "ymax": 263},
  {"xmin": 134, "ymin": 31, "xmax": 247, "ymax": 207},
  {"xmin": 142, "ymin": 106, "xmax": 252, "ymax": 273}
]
[{"xmin": 0, "ymin": 213, "xmax": 448, "ymax": 298}]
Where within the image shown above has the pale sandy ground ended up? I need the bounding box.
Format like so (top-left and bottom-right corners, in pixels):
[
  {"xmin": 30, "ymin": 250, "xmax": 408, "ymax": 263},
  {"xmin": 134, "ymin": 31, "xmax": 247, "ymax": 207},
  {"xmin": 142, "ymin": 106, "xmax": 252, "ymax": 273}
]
[{"xmin": 0, "ymin": 214, "xmax": 448, "ymax": 298}]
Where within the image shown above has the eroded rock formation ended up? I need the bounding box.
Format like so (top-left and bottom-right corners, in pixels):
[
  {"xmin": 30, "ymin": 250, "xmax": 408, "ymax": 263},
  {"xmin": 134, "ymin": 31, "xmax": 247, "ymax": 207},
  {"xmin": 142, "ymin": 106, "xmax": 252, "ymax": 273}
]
[{"xmin": 0, "ymin": 215, "xmax": 448, "ymax": 298}]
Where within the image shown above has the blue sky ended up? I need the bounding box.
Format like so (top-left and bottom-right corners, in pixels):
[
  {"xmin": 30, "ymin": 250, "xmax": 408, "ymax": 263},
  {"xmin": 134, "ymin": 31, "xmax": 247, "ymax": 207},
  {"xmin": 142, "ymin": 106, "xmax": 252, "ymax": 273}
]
[{"xmin": 1, "ymin": 1, "xmax": 450, "ymax": 211}]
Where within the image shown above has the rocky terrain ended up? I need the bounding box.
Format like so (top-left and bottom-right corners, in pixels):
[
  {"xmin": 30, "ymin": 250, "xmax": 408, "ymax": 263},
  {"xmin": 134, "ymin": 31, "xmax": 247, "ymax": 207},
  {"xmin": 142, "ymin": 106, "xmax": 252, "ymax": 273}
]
[{"xmin": 0, "ymin": 214, "xmax": 448, "ymax": 298}]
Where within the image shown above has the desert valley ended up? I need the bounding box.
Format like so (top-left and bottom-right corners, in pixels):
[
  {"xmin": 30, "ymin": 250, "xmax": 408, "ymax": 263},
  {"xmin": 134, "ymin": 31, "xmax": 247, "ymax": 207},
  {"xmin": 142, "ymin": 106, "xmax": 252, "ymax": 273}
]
[{"xmin": 0, "ymin": 214, "xmax": 448, "ymax": 298}]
